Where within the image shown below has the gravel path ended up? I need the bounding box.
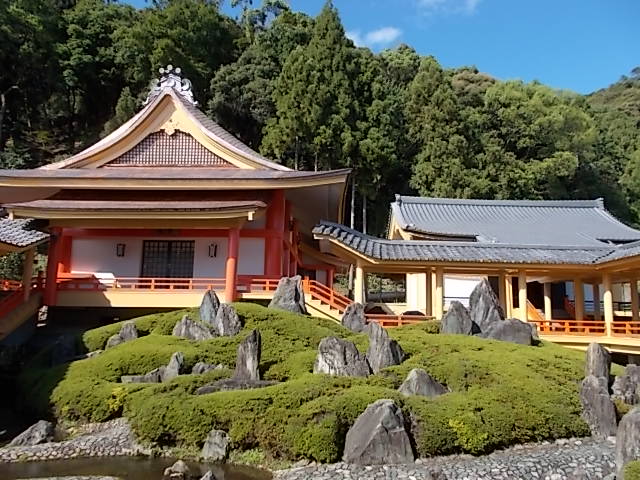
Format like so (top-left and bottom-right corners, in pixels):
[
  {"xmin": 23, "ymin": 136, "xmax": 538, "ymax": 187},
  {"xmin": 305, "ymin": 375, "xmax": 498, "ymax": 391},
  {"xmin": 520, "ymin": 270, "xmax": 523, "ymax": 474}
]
[{"xmin": 273, "ymin": 438, "xmax": 616, "ymax": 480}]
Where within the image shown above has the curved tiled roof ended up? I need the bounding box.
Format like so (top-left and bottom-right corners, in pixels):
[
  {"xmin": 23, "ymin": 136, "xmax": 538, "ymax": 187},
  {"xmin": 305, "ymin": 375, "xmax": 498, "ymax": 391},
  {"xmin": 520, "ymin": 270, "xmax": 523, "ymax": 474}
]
[
  {"xmin": 390, "ymin": 196, "xmax": 640, "ymax": 247},
  {"xmin": 0, "ymin": 218, "xmax": 48, "ymax": 248}
]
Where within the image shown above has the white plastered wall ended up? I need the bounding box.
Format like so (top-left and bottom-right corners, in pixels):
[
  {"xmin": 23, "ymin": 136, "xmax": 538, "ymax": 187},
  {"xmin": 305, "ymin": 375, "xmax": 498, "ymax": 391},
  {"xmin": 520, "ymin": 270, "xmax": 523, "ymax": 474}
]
[
  {"xmin": 70, "ymin": 236, "xmax": 265, "ymax": 278},
  {"xmin": 404, "ymin": 273, "xmax": 485, "ymax": 311}
]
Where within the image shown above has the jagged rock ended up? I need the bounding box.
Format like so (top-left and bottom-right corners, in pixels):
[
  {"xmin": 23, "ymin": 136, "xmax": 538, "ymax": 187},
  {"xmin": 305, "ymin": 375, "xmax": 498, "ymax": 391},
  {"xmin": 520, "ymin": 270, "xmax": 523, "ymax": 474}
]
[
  {"xmin": 585, "ymin": 342, "xmax": 611, "ymax": 379},
  {"xmin": 268, "ymin": 275, "xmax": 308, "ymax": 314},
  {"xmin": 468, "ymin": 278, "xmax": 504, "ymax": 331},
  {"xmin": 481, "ymin": 318, "xmax": 536, "ymax": 345},
  {"xmin": 234, "ymin": 329, "xmax": 261, "ymax": 381},
  {"xmin": 366, "ymin": 322, "xmax": 406, "ymax": 373},
  {"xmin": 580, "ymin": 375, "xmax": 617, "ymax": 439},
  {"xmin": 106, "ymin": 321, "xmax": 139, "ymax": 349},
  {"xmin": 164, "ymin": 459, "xmax": 191, "ymax": 479},
  {"xmin": 313, "ymin": 336, "xmax": 370, "ymax": 377},
  {"xmin": 343, "ymin": 399, "xmax": 414, "ymax": 465},
  {"xmin": 121, "ymin": 367, "xmax": 164, "ymax": 384},
  {"xmin": 613, "ymin": 365, "xmax": 640, "ymax": 405},
  {"xmin": 48, "ymin": 334, "xmax": 77, "ymax": 365},
  {"xmin": 195, "ymin": 378, "xmax": 277, "ymax": 394},
  {"xmin": 200, "ymin": 290, "xmax": 221, "ymax": 326},
  {"xmin": 200, "ymin": 472, "xmax": 215, "ymax": 480},
  {"xmin": 8, "ymin": 420, "xmax": 54, "ymax": 447},
  {"xmin": 616, "ymin": 406, "xmax": 640, "ymax": 479},
  {"xmin": 567, "ymin": 468, "xmax": 589, "ymax": 480},
  {"xmin": 342, "ymin": 302, "xmax": 367, "ymax": 332},
  {"xmin": 162, "ymin": 352, "xmax": 184, "ymax": 382},
  {"xmin": 440, "ymin": 301, "xmax": 475, "ymax": 335},
  {"xmin": 398, "ymin": 368, "xmax": 448, "ymax": 398},
  {"xmin": 192, "ymin": 362, "xmax": 225, "ymax": 375},
  {"xmin": 201, "ymin": 429, "xmax": 230, "ymax": 461},
  {"xmin": 173, "ymin": 315, "xmax": 215, "ymax": 341},
  {"xmin": 212, "ymin": 304, "xmax": 243, "ymax": 336}
]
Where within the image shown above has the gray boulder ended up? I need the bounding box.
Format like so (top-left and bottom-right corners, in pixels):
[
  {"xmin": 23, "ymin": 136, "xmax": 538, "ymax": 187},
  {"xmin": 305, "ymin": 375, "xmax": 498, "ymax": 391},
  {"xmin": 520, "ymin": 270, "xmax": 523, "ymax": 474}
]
[
  {"xmin": 469, "ymin": 278, "xmax": 504, "ymax": 331},
  {"xmin": 192, "ymin": 362, "xmax": 225, "ymax": 375},
  {"xmin": 366, "ymin": 322, "xmax": 406, "ymax": 373},
  {"xmin": 201, "ymin": 429, "xmax": 230, "ymax": 461},
  {"xmin": 212, "ymin": 304, "xmax": 243, "ymax": 336},
  {"xmin": 234, "ymin": 329, "xmax": 261, "ymax": 381},
  {"xmin": 200, "ymin": 289, "xmax": 221, "ymax": 326},
  {"xmin": 268, "ymin": 275, "xmax": 308, "ymax": 314},
  {"xmin": 616, "ymin": 406, "xmax": 640, "ymax": 479},
  {"xmin": 48, "ymin": 334, "xmax": 77, "ymax": 365},
  {"xmin": 8, "ymin": 420, "xmax": 55, "ymax": 447},
  {"xmin": 580, "ymin": 375, "xmax": 617, "ymax": 439},
  {"xmin": 585, "ymin": 342, "xmax": 611, "ymax": 379},
  {"xmin": 162, "ymin": 352, "xmax": 184, "ymax": 382},
  {"xmin": 343, "ymin": 399, "xmax": 414, "ymax": 465},
  {"xmin": 195, "ymin": 378, "xmax": 277, "ymax": 395},
  {"xmin": 342, "ymin": 302, "xmax": 367, "ymax": 333},
  {"xmin": 613, "ymin": 365, "xmax": 640, "ymax": 405},
  {"xmin": 200, "ymin": 472, "xmax": 215, "ymax": 480},
  {"xmin": 399, "ymin": 368, "xmax": 448, "ymax": 398},
  {"xmin": 106, "ymin": 321, "xmax": 139, "ymax": 349},
  {"xmin": 173, "ymin": 315, "xmax": 215, "ymax": 341},
  {"xmin": 163, "ymin": 459, "xmax": 191, "ymax": 479},
  {"xmin": 314, "ymin": 336, "xmax": 371, "ymax": 377},
  {"xmin": 440, "ymin": 301, "xmax": 475, "ymax": 335},
  {"xmin": 121, "ymin": 367, "xmax": 164, "ymax": 384},
  {"xmin": 481, "ymin": 318, "xmax": 536, "ymax": 345}
]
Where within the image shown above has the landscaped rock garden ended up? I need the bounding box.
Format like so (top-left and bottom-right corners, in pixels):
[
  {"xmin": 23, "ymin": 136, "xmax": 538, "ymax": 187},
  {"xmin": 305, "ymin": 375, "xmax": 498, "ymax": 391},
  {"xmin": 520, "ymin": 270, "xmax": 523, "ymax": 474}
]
[{"xmin": 13, "ymin": 291, "xmax": 609, "ymax": 471}]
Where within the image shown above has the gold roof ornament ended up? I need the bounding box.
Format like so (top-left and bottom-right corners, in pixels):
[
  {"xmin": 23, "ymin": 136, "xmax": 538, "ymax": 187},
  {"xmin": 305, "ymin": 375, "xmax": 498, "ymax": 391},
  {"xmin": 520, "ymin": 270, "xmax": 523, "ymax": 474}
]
[{"xmin": 145, "ymin": 64, "xmax": 197, "ymax": 106}]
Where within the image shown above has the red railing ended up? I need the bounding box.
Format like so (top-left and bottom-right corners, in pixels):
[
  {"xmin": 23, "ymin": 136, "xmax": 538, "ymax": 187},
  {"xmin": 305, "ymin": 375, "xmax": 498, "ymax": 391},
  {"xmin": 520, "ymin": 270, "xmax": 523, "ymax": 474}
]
[
  {"xmin": 611, "ymin": 321, "xmax": 640, "ymax": 336},
  {"xmin": 365, "ymin": 314, "xmax": 434, "ymax": 328},
  {"xmin": 57, "ymin": 276, "xmax": 226, "ymax": 291},
  {"xmin": 237, "ymin": 275, "xmax": 281, "ymax": 293},
  {"xmin": 302, "ymin": 279, "xmax": 352, "ymax": 313},
  {"xmin": 528, "ymin": 319, "xmax": 606, "ymax": 335}
]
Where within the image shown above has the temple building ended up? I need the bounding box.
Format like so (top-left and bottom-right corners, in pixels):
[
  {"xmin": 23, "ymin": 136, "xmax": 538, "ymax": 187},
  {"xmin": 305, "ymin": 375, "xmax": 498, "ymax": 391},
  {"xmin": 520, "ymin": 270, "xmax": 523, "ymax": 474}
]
[{"xmin": 0, "ymin": 66, "xmax": 348, "ymax": 319}]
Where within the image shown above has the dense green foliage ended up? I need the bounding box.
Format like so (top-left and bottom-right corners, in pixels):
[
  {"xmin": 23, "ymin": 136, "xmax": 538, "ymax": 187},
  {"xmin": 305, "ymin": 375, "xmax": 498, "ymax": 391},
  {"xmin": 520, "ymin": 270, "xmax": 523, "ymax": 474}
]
[
  {"xmin": 2, "ymin": 0, "xmax": 640, "ymax": 231},
  {"xmin": 19, "ymin": 303, "xmax": 592, "ymax": 462},
  {"xmin": 626, "ymin": 460, "xmax": 640, "ymax": 480}
]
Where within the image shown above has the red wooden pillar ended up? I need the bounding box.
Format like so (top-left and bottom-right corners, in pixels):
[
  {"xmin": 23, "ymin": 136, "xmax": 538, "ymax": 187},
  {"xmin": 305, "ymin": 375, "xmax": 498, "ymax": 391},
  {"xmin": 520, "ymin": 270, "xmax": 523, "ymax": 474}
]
[
  {"xmin": 58, "ymin": 234, "xmax": 72, "ymax": 275},
  {"xmin": 264, "ymin": 189, "xmax": 285, "ymax": 277},
  {"xmin": 290, "ymin": 219, "xmax": 299, "ymax": 276},
  {"xmin": 225, "ymin": 227, "xmax": 240, "ymax": 303},
  {"xmin": 327, "ymin": 267, "xmax": 335, "ymax": 290},
  {"xmin": 44, "ymin": 227, "xmax": 64, "ymax": 306},
  {"xmin": 282, "ymin": 200, "xmax": 291, "ymax": 277}
]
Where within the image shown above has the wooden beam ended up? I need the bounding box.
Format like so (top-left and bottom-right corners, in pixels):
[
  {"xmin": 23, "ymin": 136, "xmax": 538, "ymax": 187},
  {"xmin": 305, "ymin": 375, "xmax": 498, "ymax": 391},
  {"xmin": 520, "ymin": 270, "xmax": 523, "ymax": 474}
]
[
  {"xmin": 505, "ymin": 274, "xmax": 513, "ymax": 318},
  {"xmin": 224, "ymin": 228, "xmax": 239, "ymax": 302},
  {"xmin": 498, "ymin": 271, "xmax": 507, "ymax": 313},
  {"xmin": 593, "ymin": 283, "xmax": 601, "ymax": 321},
  {"xmin": 631, "ymin": 277, "xmax": 639, "ymax": 323},
  {"xmin": 434, "ymin": 267, "xmax": 444, "ymax": 319},
  {"xmin": 544, "ymin": 282, "xmax": 552, "ymax": 322},
  {"xmin": 425, "ymin": 269, "xmax": 432, "ymax": 316},
  {"xmin": 603, "ymin": 272, "xmax": 614, "ymax": 337},
  {"xmin": 518, "ymin": 270, "xmax": 527, "ymax": 322},
  {"xmin": 574, "ymin": 278, "xmax": 584, "ymax": 322},
  {"xmin": 354, "ymin": 262, "xmax": 365, "ymax": 304}
]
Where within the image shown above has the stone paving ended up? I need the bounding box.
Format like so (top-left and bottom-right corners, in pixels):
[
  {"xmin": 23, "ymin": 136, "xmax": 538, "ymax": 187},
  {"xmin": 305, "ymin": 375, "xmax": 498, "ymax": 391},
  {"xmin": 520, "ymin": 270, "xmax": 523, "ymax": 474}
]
[
  {"xmin": 0, "ymin": 419, "xmax": 142, "ymax": 463},
  {"xmin": 273, "ymin": 438, "xmax": 617, "ymax": 480}
]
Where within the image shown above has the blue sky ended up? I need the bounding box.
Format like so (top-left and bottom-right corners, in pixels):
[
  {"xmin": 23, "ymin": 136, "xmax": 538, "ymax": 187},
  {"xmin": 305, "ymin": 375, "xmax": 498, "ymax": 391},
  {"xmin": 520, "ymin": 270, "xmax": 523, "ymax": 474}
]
[{"xmin": 125, "ymin": 0, "xmax": 639, "ymax": 94}]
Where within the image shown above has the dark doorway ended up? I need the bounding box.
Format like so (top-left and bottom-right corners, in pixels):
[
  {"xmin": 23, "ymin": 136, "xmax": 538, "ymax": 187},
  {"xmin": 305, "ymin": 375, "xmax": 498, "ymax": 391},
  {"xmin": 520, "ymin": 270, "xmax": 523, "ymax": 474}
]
[{"xmin": 141, "ymin": 240, "xmax": 195, "ymax": 278}]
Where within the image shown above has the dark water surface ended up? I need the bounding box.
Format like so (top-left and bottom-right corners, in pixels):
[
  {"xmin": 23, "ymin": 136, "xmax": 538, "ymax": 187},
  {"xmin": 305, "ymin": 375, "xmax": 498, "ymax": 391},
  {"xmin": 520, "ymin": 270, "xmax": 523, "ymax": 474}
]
[{"xmin": 0, "ymin": 456, "xmax": 272, "ymax": 480}]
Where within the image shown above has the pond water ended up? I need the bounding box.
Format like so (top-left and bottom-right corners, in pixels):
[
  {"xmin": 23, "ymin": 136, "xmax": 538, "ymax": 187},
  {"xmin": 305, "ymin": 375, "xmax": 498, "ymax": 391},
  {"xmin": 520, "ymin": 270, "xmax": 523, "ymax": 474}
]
[{"xmin": 0, "ymin": 456, "xmax": 272, "ymax": 480}]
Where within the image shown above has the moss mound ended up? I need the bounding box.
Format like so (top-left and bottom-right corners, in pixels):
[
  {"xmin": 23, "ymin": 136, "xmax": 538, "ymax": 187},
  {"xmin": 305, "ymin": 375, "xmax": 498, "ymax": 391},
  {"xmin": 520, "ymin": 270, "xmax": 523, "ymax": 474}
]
[
  {"xmin": 626, "ymin": 461, "xmax": 640, "ymax": 480},
  {"xmin": 19, "ymin": 303, "xmax": 590, "ymax": 462}
]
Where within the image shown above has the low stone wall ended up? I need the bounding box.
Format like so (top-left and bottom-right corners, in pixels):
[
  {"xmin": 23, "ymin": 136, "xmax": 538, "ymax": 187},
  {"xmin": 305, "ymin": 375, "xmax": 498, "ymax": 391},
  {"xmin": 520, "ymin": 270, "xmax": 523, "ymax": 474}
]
[{"xmin": 0, "ymin": 419, "xmax": 142, "ymax": 463}]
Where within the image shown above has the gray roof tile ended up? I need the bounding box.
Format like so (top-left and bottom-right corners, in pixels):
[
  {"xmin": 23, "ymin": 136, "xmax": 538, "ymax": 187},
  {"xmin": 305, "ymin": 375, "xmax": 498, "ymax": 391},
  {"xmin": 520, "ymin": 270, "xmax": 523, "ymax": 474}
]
[
  {"xmin": 391, "ymin": 196, "xmax": 640, "ymax": 247},
  {"xmin": 0, "ymin": 218, "xmax": 48, "ymax": 248}
]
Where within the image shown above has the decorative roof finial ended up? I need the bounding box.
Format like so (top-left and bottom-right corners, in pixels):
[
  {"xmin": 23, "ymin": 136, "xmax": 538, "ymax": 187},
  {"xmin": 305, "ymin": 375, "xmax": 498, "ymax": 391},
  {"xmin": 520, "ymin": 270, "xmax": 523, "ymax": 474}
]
[{"xmin": 144, "ymin": 64, "xmax": 197, "ymax": 106}]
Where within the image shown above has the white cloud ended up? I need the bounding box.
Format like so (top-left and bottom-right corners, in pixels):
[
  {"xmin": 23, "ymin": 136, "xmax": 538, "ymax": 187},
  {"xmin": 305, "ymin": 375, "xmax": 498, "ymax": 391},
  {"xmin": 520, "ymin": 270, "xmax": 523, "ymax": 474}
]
[
  {"xmin": 347, "ymin": 27, "xmax": 403, "ymax": 48},
  {"xmin": 416, "ymin": 0, "xmax": 482, "ymax": 15}
]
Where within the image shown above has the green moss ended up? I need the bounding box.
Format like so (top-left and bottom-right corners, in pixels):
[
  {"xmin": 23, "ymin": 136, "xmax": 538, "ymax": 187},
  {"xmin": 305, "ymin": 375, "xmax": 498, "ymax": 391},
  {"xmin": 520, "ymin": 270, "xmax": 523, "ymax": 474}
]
[
  {"xmin": 19, "ymin": 303, "xmax": 592, "ymax": 462},
  {"xmin": 626, "ymin": 460, "xmax": 640, "ymax": 480}
]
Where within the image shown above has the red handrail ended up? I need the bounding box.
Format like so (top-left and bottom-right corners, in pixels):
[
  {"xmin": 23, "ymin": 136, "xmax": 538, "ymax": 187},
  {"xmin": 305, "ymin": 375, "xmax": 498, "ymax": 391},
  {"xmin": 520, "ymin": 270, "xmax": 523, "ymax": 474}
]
[{"xmin": 0, "ymin": 288, "xmax": 25, "ymax": 318}]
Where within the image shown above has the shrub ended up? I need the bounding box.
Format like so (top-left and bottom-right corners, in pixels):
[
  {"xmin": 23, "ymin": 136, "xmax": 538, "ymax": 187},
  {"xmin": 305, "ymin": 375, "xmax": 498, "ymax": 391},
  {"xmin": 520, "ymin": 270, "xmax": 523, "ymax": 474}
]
[
  {"xmin": 19, "ymin": 303, "xmax": 591, "ymax": 462},
  {"xmin": 626, "ymin": 461, "xmax": 640, "ymax": 480}
]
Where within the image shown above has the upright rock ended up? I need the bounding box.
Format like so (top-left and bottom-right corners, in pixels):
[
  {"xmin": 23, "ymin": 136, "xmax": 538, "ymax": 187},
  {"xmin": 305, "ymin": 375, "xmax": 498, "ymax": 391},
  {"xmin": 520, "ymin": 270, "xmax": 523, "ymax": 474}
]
[
  {"xmin": 106, "ymin": 321, "xmax": 139, "ymax": 349},
  {"xmin": 314, "ymin": 337, "xmax": 370, "ymax": 377},
  {"xmin": 616, "ymin": 407, "xmax": 640, "ymax": 479},
  {"xmin": 173, "ymin": 315, "xmax": 215, "ymax": 341},
  {"xmin": 234, "ymin": 329, "xmax": 261, "ymax": 381},
  {"xmin": 342, "ymin": 302, "xmax": 367, "ymax": 332},
  {"xmin": 580, "ymin": 375, "xmax": 617, "ymax": 439},
  {"xmin": 162, "ymin": 352, "xmax": 184, "ymax": 382},
  {"xmin": 343, "ymin": 399, "xmax": 414, "ymax": 465},
  {"xmin": 482, "ymin": 318, "xmax": 536, "ymax": 345},
  {"xmin": 440, "ymin": 301, "xmax": 475, "ymax": 335},
  {"xmin": 201, "ymin": 429, "xmax": 230, "ymax": 461},
  {"xmin": 585, "ymin": 342, "xmax": 611, "ymax": 379},
  {"xmin": 366, "ymin": 322, "xmax": 406, "ymax": 373},
  {"xmin": 8, "ymin": 420, "xmax": 55, "ymax": 447},
  {"xmin": 613, "ymin": 364, "xmax": 640, "ymax": 405},
  {"xmin": 212, "ymin": 304, "xmax": 243, "ymax": 336},
  {"xmin": 268, "ymin": 275, "xmax": 307, "ymax": 314},
  {"xmin": 468, "ymin": 279, "xmax": 504, "ymax": 331},
  {"xmin": 399, "ymin": 368, "xmax": 448, "ymax": 398},
  {"xmin": 200, "ymin": 289, "xmax": 221, "ymax": 326}
]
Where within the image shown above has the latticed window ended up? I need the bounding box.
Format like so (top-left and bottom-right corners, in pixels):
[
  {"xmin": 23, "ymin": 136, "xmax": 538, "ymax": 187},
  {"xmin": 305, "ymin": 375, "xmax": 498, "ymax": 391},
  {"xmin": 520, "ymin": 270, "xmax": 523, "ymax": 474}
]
[
  {"xmin": 106, "ymin": 131, "xmax": 235, "ymax": 167},
  {"xmin": 141, "ymin": 240, "xmax": 195, "ymax": 278}
]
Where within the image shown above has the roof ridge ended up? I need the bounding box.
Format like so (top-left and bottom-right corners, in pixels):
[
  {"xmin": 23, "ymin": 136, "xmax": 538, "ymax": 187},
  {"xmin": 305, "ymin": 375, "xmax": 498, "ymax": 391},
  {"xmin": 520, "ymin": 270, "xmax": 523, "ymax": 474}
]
[{"xmin": 394, "ymin": 196, "xmax": 605, "ymax": 208}]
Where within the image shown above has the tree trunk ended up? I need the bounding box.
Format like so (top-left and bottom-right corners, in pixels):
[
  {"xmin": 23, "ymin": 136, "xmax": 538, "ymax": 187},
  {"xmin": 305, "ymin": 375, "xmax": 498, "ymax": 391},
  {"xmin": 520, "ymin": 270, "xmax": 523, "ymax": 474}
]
[
  {"xmin": 347, "ymin": 177, "xmax": 356, "ymax": 297},
  {"xmin": 0, "ymin": 86, "xmax": 18, "ymax": 151},
  {"xmin": 362, "ymin": 192, "xmax": 367, "ymax": 235}
]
